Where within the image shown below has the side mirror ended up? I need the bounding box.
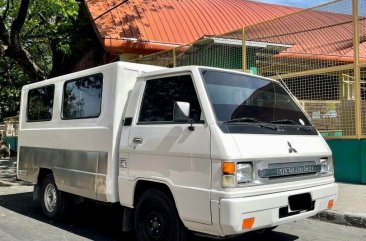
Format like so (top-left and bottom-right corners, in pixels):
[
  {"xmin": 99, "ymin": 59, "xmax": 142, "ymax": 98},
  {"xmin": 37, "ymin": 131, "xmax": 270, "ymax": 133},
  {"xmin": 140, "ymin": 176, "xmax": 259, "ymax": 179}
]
[{"xmin": 173, "ymin": 101, "xmax": 190, "ymax": 122}]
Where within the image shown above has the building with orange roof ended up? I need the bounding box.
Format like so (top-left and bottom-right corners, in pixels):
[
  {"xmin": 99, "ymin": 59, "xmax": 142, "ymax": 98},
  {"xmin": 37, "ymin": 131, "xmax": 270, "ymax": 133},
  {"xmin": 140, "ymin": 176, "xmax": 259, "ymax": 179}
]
[
  {"xmin": 84, "ymin": 0, "xmax": 365, "ymax": 68},
  {"xmin": 85, "ymin": 0, "xmax": 299, "ymax": 59},
  {"xmin": 83, "ymin": 0, "xmax": 366, "ymax": 185}
]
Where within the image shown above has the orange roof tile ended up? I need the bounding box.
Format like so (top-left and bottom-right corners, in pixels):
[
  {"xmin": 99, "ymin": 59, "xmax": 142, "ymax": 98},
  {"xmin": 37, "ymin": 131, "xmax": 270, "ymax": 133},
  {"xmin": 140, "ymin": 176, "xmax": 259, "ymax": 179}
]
[
  {"xmin": 85, "ymin": 0, "xmax": 365, "ymax": 63},
  {"xmin": 245, "ymin": 10, "xmax": 366, "ymax": 62},
  {"xmin": 85, "ymin": 0, "xmax": 298, "ymax": 54}
]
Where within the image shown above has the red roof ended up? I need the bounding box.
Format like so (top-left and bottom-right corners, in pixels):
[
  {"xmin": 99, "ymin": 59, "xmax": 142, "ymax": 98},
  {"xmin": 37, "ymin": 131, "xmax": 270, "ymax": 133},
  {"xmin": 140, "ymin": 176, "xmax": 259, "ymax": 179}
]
[
  {"xmin": 85, "ymin": 0, "xmax": 298, "ymax": 54},
  {"xmin": 85, "ymin": 0, "xmax": 365, "ymax": 63},
  {"xmin": 245, "ymin": 9, "xmax": 366, "ymax": 62}
]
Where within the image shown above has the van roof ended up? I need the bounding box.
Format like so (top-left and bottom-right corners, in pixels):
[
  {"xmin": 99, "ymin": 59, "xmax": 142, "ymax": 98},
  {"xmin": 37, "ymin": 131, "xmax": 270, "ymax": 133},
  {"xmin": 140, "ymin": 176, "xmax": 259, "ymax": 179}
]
[
  {"xmin": 138, "ymin": 65, "xmax": 279, "ymax": 83},
  {"xmin": 22, "ymin": 62, "xmax": 165, "ymax": 90}
]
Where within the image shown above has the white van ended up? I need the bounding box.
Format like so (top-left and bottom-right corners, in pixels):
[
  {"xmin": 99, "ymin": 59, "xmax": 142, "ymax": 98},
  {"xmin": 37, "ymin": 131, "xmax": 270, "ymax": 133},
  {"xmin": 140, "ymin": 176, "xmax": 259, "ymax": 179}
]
[{"xmin": 17, "ymin": 62, "xmax": 337, "ymax": 241}]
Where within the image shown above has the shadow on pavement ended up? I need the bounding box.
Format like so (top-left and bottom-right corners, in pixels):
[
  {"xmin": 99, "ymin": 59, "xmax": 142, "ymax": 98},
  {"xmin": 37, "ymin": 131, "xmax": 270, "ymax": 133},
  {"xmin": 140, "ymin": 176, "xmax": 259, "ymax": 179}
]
[
  {"xmin": 0, "ymin": 192, "xmax": 128, "ymax": 241},
  {"xmin": 0, "ymin": 191, "xmax": 299, "ymax": 241},
  {"xmin": 195, "ymin": 230, "xmax": 299, "ymax": 241}
]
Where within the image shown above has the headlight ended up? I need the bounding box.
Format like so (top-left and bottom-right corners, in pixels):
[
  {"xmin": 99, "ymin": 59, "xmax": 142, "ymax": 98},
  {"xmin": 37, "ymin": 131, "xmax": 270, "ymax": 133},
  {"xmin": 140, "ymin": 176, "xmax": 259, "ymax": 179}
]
[
  {"xmin": 237, "ymin": 163, "xmax": 253, "ymax": 183},
  {"xmin": 320, "ymin": 157, "xmax": 333, "ymax": 174},
  {"xmin": 221, "ymin": 162, "xmax": 254, "ymax": 187},
  {"xmin": 320, "ymin": 159, "xmax": 329, "ymax": 174}
]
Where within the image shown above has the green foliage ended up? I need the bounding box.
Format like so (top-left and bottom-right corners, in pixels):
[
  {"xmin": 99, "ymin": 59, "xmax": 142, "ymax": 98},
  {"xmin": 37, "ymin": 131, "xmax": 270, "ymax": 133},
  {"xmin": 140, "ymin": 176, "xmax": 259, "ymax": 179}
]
[
  {"xmin": 0, "ymin": 58, "xmax": 27, "ymax": 120},
  {"xmin": 26, "ymin": 0, "xmax": 79, "ymax": 52},
  {"xmin": 0, "ymin": 0, "xmax": 98, "ymax": 122}
]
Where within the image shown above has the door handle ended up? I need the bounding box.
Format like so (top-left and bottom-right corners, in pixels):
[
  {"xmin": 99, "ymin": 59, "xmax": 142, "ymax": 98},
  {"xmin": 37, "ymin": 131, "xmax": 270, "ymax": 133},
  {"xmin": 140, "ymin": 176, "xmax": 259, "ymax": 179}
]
[{"xmin": 133, "ymin": 137, "xmax": 143, "ymax": 144}]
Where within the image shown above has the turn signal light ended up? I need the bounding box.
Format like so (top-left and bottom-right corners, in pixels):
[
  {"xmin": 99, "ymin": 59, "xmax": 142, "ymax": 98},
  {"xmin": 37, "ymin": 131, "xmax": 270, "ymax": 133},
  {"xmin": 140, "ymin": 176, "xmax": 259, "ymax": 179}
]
[
  {"xmin": 327, "ymin": 200, "xmax": 334, "ymax": 209},
  {"xmin": 242, "ymin": 217, "xmax": 255, "ymax": 230},
  {"xmin": 222, "ymin": 162, "xmax": 235, "ymax": 175}
]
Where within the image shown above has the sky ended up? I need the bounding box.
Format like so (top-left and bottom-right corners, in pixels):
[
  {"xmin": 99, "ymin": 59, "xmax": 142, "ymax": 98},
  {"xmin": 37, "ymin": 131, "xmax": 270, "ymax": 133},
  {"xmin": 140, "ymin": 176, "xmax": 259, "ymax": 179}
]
[{"xmin": 252, "ymin": 0, "xmax": 331, "ymax": 8}]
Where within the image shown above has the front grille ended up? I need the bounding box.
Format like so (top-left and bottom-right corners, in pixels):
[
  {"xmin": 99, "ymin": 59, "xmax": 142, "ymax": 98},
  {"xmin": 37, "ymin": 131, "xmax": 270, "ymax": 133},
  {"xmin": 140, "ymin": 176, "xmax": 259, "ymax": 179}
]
[
  {"xmin": 269, "ymin": 172, "xmax": 317, "ymax": 180},
  {"xmin": 268, "ymin": 161, "xmax": 316, "ymax": 168},
  {"xmin": 258, "ymin": 161, "xmax": 321, "ymax": 179}
]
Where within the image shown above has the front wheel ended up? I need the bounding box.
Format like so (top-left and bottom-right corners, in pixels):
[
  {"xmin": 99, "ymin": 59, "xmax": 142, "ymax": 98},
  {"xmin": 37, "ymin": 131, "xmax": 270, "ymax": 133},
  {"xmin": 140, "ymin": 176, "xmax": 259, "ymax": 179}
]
[
  {"xmin": 135, "ymin": 189, "xmax": 188, "ymax": 241},
  {"xmin": 256, "ymin": 226, "xmax": 278, "ymax": 234},
  {"xmin": 40, "ymin": 174, "xmax": 69, "ymax": 220}
]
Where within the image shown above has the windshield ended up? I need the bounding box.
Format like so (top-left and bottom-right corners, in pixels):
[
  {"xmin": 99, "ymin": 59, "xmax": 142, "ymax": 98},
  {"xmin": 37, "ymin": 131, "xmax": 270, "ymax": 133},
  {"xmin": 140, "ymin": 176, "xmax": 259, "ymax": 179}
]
[{"xmin": 201, "ymin": 69, "xmax": 311, "ymax": 126}]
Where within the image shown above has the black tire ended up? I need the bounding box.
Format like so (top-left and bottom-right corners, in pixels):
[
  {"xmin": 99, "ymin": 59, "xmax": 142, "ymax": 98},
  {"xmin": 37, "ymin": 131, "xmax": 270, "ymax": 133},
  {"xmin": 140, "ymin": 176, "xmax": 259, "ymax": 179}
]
[
  {"xmin": 135, "ymin": 189, "xmax": 187, "ymax": 241},
  {"xmin": 256, "ymin": 226, "xmax": 278, "ymax": 234},
  {"xmin": 40, "ymin": 174, "xmax": 69, "ymax": 220},
  {"xmin": 266, "ymin": 226, "xmax": 278, "ymax": 231}
]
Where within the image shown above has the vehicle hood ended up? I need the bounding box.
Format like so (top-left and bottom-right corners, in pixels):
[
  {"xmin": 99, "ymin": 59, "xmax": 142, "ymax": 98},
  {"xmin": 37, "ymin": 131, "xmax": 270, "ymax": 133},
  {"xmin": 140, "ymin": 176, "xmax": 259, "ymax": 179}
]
[{"xmin": 231, "ymin": 134, "xmax": 331, "ymax": 160}]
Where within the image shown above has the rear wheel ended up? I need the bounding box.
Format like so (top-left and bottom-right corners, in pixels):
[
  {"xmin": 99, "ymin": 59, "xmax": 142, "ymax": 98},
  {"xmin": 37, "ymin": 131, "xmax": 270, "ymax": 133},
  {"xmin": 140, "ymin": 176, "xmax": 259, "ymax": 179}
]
[
  {"xmin": 40, "ymin": 174, "xmax": 69, "ymax": 220},
  {"xmin": 135, "ymin": 189, "xmax": 187, "ymax": 241}
]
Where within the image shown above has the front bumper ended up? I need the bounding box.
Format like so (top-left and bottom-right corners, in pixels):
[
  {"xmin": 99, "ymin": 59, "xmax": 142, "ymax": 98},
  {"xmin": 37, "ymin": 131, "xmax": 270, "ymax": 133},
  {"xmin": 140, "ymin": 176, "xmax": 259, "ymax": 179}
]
[{"xmin": 216, "ymin": 183, "xmax": 338, "ymax": 236}]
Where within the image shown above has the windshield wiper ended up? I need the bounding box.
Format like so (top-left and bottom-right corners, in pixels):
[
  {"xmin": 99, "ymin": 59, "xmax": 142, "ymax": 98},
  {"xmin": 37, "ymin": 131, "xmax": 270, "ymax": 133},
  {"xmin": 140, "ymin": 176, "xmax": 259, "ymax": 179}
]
[
  {"xmin": 259, "ymin": 123, "xmax": 277, "ymax": 131},
  {"xmin": 298, "ymin": 125, "xmax": 311, "ymax": 132},
  {"xmin": 271, "ymin": 119, "xmax": 312, "ymax": 132},
  {"xmin": 271, "ymin": 119, "xmax": 296, "ymax": 124},
  {"xmin": 224, "ymin": 117, "xmax": 261, "ymax": 123},
  {"xmin": 224, "ymin": 117, "xmax": 278, "ymax": 131}
]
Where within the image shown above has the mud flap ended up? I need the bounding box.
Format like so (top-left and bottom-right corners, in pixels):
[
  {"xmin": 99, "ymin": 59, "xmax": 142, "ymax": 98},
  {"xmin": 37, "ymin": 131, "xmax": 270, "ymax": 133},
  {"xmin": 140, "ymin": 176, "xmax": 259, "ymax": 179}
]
[
  {"xmin": 122, "ymin": 207, "xmax": 135, "ymax": 232},
  {"xmin": 33, "ymin": 183, "xmax": 41, "ymax": 202}
]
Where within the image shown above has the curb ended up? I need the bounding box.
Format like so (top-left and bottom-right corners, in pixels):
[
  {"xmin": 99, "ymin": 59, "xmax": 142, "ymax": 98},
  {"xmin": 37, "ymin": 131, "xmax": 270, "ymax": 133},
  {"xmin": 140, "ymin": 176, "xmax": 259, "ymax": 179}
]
[
  {"xmin": 0, "ymin": 179, "xmax": 16, "ymax": 187},
  {"xmin": 0, "ymin": 177, "xmax": 32, "ymax": 187},
  {"xmin": 0, "ymin": 159, "xmax": 16, "ymax": 167},
  {"xmin": 0, "ymin": 159, "xmax": 29, "ymax": 187},
  {"xmin": 312, "ymin": 210, "xmax": 366, "ymax": 229}
]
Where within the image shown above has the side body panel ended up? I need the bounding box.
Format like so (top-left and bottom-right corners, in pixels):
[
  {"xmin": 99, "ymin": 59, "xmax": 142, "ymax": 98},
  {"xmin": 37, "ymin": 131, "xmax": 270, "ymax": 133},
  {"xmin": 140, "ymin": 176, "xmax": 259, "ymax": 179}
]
[
  {"xmin": 17, "ymin": 62, "xmax": 164, "ymax": 202},
  {"xmin": 118, "ymin": 69, "xmax": 214, "ymax": 228},
  {"xmin": 18, "ymin": 66, "xmax": 117, "ymax": 201},
  {"xmin": 127, "ymin": 124, "xmax": 212, "ymax": 224}
]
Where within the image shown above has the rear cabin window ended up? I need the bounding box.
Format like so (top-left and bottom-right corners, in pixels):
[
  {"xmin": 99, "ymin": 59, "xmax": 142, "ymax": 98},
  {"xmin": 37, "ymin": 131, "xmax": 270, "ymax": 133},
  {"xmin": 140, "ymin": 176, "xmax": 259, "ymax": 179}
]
[
  {"xmin": 62, "ymin": 73, "xmax": 103, "ymax": 119},
  {"xmin": 138, "ymin": 75, "xmax": 201, "ymax": 123},
  {"xmin": 27, "ymin": 85, "xmax": 55, "ymax": 122}
]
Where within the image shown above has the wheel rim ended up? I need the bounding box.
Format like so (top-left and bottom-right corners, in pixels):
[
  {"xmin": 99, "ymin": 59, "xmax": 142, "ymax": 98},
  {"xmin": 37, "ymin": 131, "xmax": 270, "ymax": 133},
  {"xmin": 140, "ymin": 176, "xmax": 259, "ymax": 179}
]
[
  {"xmin": 44, "ymin": 183, "xmax": 57, "ymax": 213},
  {"xmin": 145, "ymin": 211, "xmax": 165, "ymax": 240}
]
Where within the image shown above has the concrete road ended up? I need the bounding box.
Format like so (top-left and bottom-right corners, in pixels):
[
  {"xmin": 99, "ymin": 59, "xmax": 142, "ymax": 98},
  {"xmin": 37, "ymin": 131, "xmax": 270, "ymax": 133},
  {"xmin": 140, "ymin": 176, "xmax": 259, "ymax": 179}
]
[{"xmin": 1, "ymin": 186, "xmax": 366, "ymax": 241}]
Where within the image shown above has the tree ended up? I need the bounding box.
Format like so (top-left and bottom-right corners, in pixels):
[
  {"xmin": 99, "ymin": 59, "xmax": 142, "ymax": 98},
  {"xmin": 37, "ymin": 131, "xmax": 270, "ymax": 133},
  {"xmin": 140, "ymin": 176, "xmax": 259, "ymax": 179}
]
[
  {"xmin": 0, "ymin": 0, "xmax": 77, "ymax": 81},
  {"xmin": 0, "ymin": 0, "xmax": 102, "ymax": 121}
]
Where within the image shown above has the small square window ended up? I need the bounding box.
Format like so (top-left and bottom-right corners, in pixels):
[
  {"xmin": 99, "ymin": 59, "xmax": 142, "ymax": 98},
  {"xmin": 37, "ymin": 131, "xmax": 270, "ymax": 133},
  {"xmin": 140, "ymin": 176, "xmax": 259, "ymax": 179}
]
[
  {"xmin": 27, "ymin": 85, "xmax": 55, "ymax": 122},
  {"xmin": 62, "ymin": 74, "xmax": 103, "ymax": 119}
]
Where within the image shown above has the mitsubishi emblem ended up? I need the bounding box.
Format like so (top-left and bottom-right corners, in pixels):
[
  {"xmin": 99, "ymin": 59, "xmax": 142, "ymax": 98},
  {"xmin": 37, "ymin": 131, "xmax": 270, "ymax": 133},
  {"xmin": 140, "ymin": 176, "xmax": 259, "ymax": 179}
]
[{"xmin": 287, "ymin": 141, "xmax": 297, "ymax": 153}]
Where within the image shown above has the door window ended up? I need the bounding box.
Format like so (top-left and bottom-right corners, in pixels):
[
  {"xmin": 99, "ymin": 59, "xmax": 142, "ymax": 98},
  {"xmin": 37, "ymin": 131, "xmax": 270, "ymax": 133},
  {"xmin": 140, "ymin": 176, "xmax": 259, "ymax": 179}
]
[{"xmin": 138, "ymin": 75, "xmax": 202, "ymax": 123}]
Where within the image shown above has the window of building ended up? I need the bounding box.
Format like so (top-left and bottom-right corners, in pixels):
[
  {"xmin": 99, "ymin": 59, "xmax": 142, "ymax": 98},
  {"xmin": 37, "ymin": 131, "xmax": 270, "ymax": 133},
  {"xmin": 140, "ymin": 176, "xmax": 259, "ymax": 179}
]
[
  {"xmin": 62, "ymin": 73, "xmax": 103, "ymax": 119},
  {"xmin": 27, "ymin": 85, "xmax": 55, "ymax": 122},
  {"xmin": 138, "ymin": 75, "xmax": 202, "ymax": 123}
]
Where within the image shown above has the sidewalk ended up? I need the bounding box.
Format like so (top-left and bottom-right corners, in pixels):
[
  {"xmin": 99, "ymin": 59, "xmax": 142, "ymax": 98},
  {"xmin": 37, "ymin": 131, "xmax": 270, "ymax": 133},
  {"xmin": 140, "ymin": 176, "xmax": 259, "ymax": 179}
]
[
  {"xmin": 0, "ymin": 158, "xmax": 30, "ymax": 186},
  {"xmin": 314, "ymin": 182, "xmax": 366, "ymax": 228}
]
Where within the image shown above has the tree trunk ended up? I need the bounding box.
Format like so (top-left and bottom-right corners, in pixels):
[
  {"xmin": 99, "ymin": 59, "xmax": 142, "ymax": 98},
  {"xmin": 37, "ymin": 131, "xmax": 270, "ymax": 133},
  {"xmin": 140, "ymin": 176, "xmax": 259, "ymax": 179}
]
[{"xmin": 0, "ymin": 0, "xmax": 44, "ymax": 82}]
